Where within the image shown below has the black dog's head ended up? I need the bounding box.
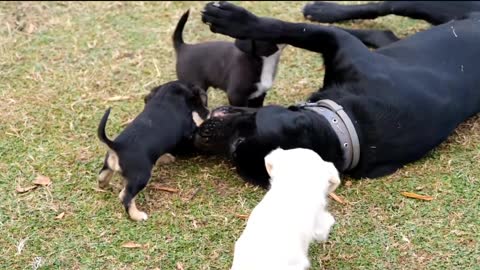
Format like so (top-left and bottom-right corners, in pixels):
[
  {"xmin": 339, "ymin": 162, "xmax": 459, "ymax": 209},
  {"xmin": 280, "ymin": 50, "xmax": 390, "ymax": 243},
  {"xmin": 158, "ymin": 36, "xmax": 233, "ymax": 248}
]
[
  {"xmin": 194, "ymin": 105, "xmax": 313, "ymax": 188},
  {"xmin": 144, "ymin": 81, "xmax": 209, "ymax": 121},
  {"xmin": 234, "ymin": 39, "xmax": 284, "ymax": 58}
]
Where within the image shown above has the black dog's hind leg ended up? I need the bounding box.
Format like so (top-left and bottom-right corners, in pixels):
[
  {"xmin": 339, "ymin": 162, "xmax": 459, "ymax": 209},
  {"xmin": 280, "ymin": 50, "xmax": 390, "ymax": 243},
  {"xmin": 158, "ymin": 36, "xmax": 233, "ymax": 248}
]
[
  {"xmin": 303, "ymin": 1, "xmax": 471, "ymax": 26},
  {"xmin": 303, "ymin": 1, "xmax": 391, "ymax": 23},
  {"xmin": 119, "ymin": 170, "xmax": 151, "ymax": 221},
  {"xmin": 337, "ymin": 28, "xmax": 400, "ymax": 49}
]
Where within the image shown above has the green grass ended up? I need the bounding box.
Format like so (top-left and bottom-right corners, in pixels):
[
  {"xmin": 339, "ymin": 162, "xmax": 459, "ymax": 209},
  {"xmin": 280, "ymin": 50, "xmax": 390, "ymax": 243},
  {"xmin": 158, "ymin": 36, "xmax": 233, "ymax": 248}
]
[{"xmin": 1, "ymin": 1, "xmax": 479, "ymax": 269}]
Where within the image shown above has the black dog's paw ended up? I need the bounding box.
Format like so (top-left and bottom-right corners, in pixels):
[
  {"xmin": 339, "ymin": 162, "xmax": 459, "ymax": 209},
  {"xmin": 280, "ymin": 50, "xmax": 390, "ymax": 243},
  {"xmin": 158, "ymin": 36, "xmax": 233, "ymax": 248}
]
[
  {"xmin": 202, "ymin": 1, "xmax": 258, "ymax": 39},
  {"xmin": 303, "ymin": 1, "xmax": 350, "ymax": 23}
]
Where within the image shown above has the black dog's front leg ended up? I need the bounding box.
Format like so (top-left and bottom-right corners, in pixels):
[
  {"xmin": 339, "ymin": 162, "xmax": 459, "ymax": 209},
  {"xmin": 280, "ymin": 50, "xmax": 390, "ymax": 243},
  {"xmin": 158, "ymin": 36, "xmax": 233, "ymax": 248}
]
[{"xmin": 202, "ymin": 1, "xmax": 375, "ymax": 85}]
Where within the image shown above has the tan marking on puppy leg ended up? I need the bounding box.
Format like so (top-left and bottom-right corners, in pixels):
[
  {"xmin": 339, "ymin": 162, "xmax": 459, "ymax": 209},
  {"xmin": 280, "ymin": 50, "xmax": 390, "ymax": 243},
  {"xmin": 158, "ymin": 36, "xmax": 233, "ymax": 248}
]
[
  {"xmin": 128, "ymin": 198, "xmax": 148, "ymax": 221},
  {"xmin": 107, "ymin": 151, "xmax": 122, "ymax": 172},
  {"xmin": 157, "ymin": 153, "xmax": 176, "ymax": 165},
  {"xmin": 118, "ymin": 187, "xmax": 126, "ymax": 201},
  {"xmin": 119, "ymin": 188, "xmax": 148, "ymax": 221},
  {"xmin": 192, "ymin": 111, "xmax": 204, "ymax": 127},
  {"xmin": 98, "ymin": 169, "xmax": 114, "ymax": 189}
]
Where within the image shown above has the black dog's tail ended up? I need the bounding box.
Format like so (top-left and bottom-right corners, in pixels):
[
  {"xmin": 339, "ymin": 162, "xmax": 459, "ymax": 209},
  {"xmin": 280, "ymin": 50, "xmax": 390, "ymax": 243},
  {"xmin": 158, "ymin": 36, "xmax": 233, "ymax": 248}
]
[
  {"xmin": 173, "ymin": 10, "xmax": 190, "ymax": 51},
  {"xmin": 98, "ymin": 108, "xmax": 117, "ymax": 151}
]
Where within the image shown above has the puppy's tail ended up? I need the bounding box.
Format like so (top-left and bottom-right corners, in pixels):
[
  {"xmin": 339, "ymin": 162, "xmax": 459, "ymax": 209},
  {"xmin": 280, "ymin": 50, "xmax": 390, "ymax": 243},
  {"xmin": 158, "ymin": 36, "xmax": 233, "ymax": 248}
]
[
  {"xmin": 173, "ymin": 9, "xmax": 190, "ymax": 51},
  {"xmin": 98, "ymin": 108, "xmax": 117, "ymax": 151}
]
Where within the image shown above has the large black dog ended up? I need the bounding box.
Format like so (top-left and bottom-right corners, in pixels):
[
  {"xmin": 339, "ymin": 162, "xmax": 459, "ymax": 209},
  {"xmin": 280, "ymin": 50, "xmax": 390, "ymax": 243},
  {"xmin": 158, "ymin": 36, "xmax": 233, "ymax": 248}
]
[
  {"xmin": 196, "ymin": 2, "xmax": 480, "ymax": 188},
  {"xmin": 303, "ymin": 1, "xmax": 480, "ymax": 48}
]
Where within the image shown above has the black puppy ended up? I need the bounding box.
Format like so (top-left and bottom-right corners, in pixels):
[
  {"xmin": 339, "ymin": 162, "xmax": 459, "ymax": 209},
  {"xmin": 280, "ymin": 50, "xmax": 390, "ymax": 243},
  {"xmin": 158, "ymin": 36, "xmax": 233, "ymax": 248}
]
[
  {"xmin": 197, "ymin": 2, "xmax": 480, "ymax": 188},
  {"xmin": 303, "ymin": 1, "xmax": 480, "ymax": 48},
  {"xmin": 173, "ymin": 10, "xmax": 285, "ymax": 107},
  {"xmin": 97, "ymin": 81, "xmax": 208, "ymax": 221}
]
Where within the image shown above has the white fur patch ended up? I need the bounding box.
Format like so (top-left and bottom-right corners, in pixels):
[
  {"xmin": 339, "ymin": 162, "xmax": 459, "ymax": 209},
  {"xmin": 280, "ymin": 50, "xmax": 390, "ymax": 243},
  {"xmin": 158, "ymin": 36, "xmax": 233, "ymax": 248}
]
[
  {"xmin": 249, "ymin": 44, "xmax": 286, "ymax": 99},
  {"xmin": 128, "ymin": 199, "xmax": 148, "ymax": 221},
  {"xmin": 107, "ymin": 151, "xmax": 122, "ymax": 172},
  {"xmin": 118, "ymin": 187, "xmax": 126, "ymax": 201},
  {"xmin": 192, "ymin": 111, "xmax": 204, "ymax": 127},
  {"xmin": 118, "ymin": 188, "xmax": 148, "ymax": 221},
  {"xmin": 231, "ymin": 147, "xmax": 340, "ymax": 270},
  {"xmin": 157, "ymin": 153, "xmax": 176, "ymax": 165}
]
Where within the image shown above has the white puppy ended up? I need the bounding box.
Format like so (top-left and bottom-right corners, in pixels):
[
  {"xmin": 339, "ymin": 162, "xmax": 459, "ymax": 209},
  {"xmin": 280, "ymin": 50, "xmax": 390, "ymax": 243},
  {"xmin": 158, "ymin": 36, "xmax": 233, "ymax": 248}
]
[{"xmin": 231, "ymin": 148, "xmax": 341, "ymax": 270}]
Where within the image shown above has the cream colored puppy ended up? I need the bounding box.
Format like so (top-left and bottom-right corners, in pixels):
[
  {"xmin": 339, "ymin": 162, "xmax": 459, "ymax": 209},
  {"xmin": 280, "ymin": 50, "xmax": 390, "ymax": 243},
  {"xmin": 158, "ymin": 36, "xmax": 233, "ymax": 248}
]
[{"xmin": 231, "ymin": 148, "xmax": 341, "ymax": 270}]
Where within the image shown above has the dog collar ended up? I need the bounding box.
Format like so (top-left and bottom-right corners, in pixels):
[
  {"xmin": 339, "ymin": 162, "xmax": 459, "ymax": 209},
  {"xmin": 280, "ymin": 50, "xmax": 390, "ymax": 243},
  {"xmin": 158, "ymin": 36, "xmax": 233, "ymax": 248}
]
[{"xmin": 298, "ymin": 99, "xmax": 360, "ymax": 171}]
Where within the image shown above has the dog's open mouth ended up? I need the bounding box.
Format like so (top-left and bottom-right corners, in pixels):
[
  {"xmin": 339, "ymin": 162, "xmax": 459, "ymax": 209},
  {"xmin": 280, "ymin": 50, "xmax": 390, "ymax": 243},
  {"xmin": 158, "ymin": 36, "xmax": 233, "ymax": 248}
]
[{"xmin": 194, "ymin": 106, "xmax": 258, "ymax": 154}]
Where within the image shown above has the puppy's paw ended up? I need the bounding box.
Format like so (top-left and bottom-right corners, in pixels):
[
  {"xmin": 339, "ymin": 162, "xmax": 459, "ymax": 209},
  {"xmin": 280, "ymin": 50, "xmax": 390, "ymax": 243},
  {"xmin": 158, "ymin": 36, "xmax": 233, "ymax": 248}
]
[
  {"xmin": 313, "ymin": 212, "xmax": 335, "ymax": 242},
  {"xmin": 157, "ymin": 153, "xmax": 176, "ymax": 165},
  {"xmin": 98, "ymin": 181, "xmax": 109, "ymax": 189},
  {"xmin": 98, "ymin": 169, "xmax": 113, "ymax": 189},
  {"xmin": 129, "ymin": 210, "xmax": 148, "ymax": 222}
]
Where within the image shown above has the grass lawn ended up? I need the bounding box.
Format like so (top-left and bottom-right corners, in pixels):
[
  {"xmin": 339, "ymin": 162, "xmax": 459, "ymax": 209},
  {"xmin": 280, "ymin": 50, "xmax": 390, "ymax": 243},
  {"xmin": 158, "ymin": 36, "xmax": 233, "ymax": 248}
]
[{"xmin": 1, "ymin": 1, "xmax": 479, "ymax": 269}]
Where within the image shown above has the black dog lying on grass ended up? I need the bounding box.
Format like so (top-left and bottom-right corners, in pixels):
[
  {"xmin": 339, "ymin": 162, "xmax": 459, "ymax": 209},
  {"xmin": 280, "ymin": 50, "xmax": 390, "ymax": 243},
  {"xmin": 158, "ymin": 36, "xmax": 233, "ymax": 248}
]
[
  {"xmin": 303, "ymin": 1, "xmax": 480, "ymax": 48},
  {"xmin": 97, "ymin": 81, "xmax": 208, "ymax": 221},
  {"xmin": 196, "ymin": 2, "xmax": 480, "ymax": 188},
  {"xmin": 173, "ymin": 10, "xmax": 285, "ymax": 107}
]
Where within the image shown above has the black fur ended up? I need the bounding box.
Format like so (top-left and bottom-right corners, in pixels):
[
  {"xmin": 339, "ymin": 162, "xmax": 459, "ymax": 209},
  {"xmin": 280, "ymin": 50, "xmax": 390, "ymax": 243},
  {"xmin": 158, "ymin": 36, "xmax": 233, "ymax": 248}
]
[
  {"xmin": 197, "ymin": 2, "xmax": 480, "ymax": 187},
  {"xmin": 97, "ymin": 81, "xmax": 208, "ymax": 219},
  {"xmin": 173, "ymin": 10, "xmax": 283, "ymax": 107},
  {"xmin": 303, "ymin": 1, "xmax": 480, "ymax": 48}
]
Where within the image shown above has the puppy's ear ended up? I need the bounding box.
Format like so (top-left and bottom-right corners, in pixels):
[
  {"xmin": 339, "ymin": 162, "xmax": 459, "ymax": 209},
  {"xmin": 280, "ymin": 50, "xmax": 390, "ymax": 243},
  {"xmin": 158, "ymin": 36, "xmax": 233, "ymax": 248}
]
[
  {"xmin": 251, "ymin": 41, "xmax": 279, "ymax": 57},
  {"xmin": 234, "ymin": 39, "xmax": 255, "ymax": 55},
  {"xmin": 264, "ymin": 147, "xmax": 284, "ymax": 178},
  {"xmin": 325, "ymin": 162, "xmax": 341, "ymax": 194},
  {"xmin": 235, "ymin": 39, "xmax": 279, "ymax": 57}
]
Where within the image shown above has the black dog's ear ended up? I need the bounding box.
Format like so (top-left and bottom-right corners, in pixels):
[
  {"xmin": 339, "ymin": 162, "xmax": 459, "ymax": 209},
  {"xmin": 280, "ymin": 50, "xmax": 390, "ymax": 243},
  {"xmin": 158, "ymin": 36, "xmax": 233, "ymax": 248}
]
[{"xmin": 235, "ymin": 39, "xmax": 279, "ymax": 57}]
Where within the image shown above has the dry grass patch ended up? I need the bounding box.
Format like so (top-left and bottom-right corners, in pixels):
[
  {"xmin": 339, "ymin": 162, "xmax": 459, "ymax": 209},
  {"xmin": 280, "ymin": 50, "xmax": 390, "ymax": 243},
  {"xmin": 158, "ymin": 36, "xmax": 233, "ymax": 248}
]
[{"xmin": 0, "ymin": 1, "xmax": 479, "ymax": 269}]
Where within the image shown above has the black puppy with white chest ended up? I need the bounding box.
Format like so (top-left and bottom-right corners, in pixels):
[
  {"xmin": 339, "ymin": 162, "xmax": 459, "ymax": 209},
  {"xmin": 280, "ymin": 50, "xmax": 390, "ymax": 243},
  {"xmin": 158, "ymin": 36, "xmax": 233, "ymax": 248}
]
[
  {"xmin": 97, "ymin": 81, "xmax": 208, "ymax": 221},
  {"xmin": 173, "ymin": 10, "xmax": 285, "ymax": 107}
]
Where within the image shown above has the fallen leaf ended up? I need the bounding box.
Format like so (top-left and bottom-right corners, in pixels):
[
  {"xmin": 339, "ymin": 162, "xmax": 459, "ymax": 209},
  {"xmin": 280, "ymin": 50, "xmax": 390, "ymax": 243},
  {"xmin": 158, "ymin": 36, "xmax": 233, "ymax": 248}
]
[
  {"xmin": 401, "ymin": 191, "xmax": 433, "ymax": 201},
  {"xmin": 176, "ymin": 262, "xmax": 185, "ymax": 270},
  {"xmin": 150, "ymin": 183, "xmax": 179, "ymax": 193},
  {"xmin": 345, "ymin": 181, "xmax": 353, "ymax": 187},
  {"xmin": 105, "ymin": 96, "xmax": 131, "ymax": 102},
  {"xmin": 329, "ymin": 193, "xmax": 346, "ymax": 204},
  {"xmin": 235, "ymin": 214, "xmax": 249, "ymax": 220},
  {"xmin": 33, "ymin": 175, "xmax": 51, "ymax": 186},
  {"xmin": 26, "ymin": 23, "xmax": 36, "ymax": 34},
  {"xmin": 16, "ymin": 185, "xmax": 37, "ymax": 193},
  {"xmin": 121, "ymin": 242, "xmax": 144, "ymax": 248},
  {"xmin": 55, "ymin": 212, "xmax": 65, "ymax": 220},
  {"xmin": 92, "ymin": 187, "xmax": 108, "ymax": 193}
]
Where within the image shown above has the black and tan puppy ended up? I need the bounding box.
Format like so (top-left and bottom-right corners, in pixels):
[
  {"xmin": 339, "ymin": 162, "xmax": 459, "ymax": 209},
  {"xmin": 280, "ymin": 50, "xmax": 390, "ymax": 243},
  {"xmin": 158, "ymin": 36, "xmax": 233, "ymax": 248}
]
[
  {"xmin": 97, "ymin": 81, "xmax": 208, "ymax": 221},
  {"xmin": 173, "ymin": 10, "xmax": 285, "ymax": 108}
]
